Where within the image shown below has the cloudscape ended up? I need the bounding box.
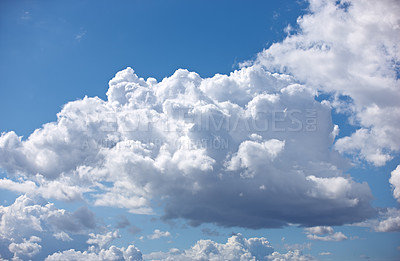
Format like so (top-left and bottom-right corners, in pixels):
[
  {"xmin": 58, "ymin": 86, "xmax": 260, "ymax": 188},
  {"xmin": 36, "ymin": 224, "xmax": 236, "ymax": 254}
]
[{"xmin": 0, "ymin": 0, "xmax": 399, "ymax": 260}]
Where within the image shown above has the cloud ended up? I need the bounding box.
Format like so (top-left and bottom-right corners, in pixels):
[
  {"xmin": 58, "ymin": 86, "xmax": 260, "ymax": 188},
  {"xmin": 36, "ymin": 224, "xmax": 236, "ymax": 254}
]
[
  {"xmin": 389, "ymin": 165, "xmax": 400, "ymax": 202},
  {"xmin": 53, "ymin": 232, "xmax": 73, "ymax": 242},
  {"xmin": 0, "ymin": 175, "xmax": 89, "ymax": 202},
  {"xmin": 254, "ymin": 0, "xmax": 400, "ymax": 166},
  {"xmin": 45, "ymin": 245, "xmax": 143, "ymax": 261},
  {"xmin": 319, "ymin": 252, "xmax": 332, "ymax": 256},
  {"xmin": 8, "ymin": 236, "xmax": 41, "ymax": 260},
  {"xmin": 147, "ymin": 229, "xmax": 171, "ymax": 240},
  {"xmin": 0, "ymin": 194, "xmax": 96, "ymax": 259},
  {"xmin": 306, "ymin": 232, "xmax": 347, "ymax": 242},
  {"xmin": 144, "ymin": 233, "xmax": 274, "ymax": 261},
  {"xmin": 373, "ymin": 208, "xmax": 400, "ymax": 232},
  {"xmin": 87, "ymin": 231, "xmax": 120, "ymax": 249},
  {"xmin": 0, "ymin": 64, "xmax": 374, "ymax": 229},
  {"xmin": 2, "ymin": 0, "xmax": 395, "ymax": 230},
  {"xmin": 268, "ymin": 249, "xmax": 317, "ymax": 261},
  {"xmin": 305, "ymin": 226, "xmax": 347, "ymax": 242},
  {"xmin": 304, "ymin": 226, "xmax": 333, "ymax": 235}
]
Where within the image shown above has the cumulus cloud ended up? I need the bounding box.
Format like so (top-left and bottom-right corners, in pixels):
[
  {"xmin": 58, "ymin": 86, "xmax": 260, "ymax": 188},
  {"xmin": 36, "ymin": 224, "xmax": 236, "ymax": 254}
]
[
  {"xmin": 2, "ymin": 0, "xmax": 395, "ymax": 231},
  {"xmin": 305, "ymin": 226, "xmax": 347, "ymax": 241},
  {"xmin": 268, "ymin": 250, "xmax": 317, "ymax": 261},
  {"xmin": 8, "ymin": 236, "xmax": 42, "ymax": 260},
  {"xmin": 87, "ymin": 231, "xmax": 120, "ymax": 249},
  {"xmin": 147, "ymin": 229, "xmax": 171, "ymax": 240},
  {"xmin": 255, "ymin": 0, "xmax": 400, "ymax": 166},
  {"xmin": 373, "ymin": 208, "xmax": 400, "ymax": 232},
  {"xmin": 0, "ymin": 175, "xmax": 89, "ymax": 201},
  {"xmin": 304, "ymin": 226, "xmax": 333, "ymax": 235},
  {"xmin": 306, "ymin": 232, "xmax": 347, "ymax": 242},
  {"xmin": 45, "ymin": 245, "xmax": 143, "ymax": 261},
  {"xmin": 389, "ymin": 165, "xmax": 400, "ymax": 202},
  {"xmin": 0, "ymin": 64, "xmax": 374, "ymax": 228},
  {"xmin": 144, "ymin": 233, "xmax": 274, "ymax": 261},
  {"xmin": 0, "ymin": 194, "xmax": 96, "ymax": 259},
  {"xmin": 44, "ymin": 229, "xmax": 142, "ymax": 260}
]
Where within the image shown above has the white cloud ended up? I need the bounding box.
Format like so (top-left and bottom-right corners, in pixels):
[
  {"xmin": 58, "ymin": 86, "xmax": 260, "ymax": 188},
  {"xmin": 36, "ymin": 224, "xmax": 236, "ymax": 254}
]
[
  {"xmin": 0, "ymin": 174, "xmax": 89, "ymax": 202},
  {"xmin": 87, "ymin": 231, "xmax": 120, "ymax": 249},
  {"xmin": 0, "ymin": 194, "xmax": 96, "ymax": 259},
  {"xmin": 374, "ymin": 208, "xmax": 400, "ymax": 232},
  {"xmin": 319, "ymin": 252, "xmax": 332, "ymax": 256},
  {"xmin": 45, "ymin": 245, "xmax": 143, "ymax": 261},
  {"xmin": 268, "ymin": 249, "xmax": 317, "ymax": 261},
  {"xmin": 46, "ymin": 230, "xmax": 142, "ymax": 260},
  {"xmin": 355, "ymin": 207, "xmax": 400, "ymax": 232},
  {"xmin": 389, "ymin": 165, "xmax": 400, "ymax": 202},
  {"xmin": 144, "ymin": 233, "xmax": 274, "ymax": 261},
  {"xmin": 305, "ymin": 226, "xmax": 347, "ymax": 241},
  {"xmin": 255, "ymin": 0, "xmax": 400, "ymax": 166},
  {"xmin": 307, "ymin": 232, "xmax": 347, "ymax": 242},
  {"xmin": 304, "ymin": 226, "xmax": 333, "ymax": 235},
  {"xmin": 2, "ymin": 0, "xmax": 395, "ymax": 230},
  {"xmin": 8, "ymin": 236, "xmax": 42, "ymax": 259},
  {"xmin": 147, "ymin": 229, "xmax": 171, "ymax": 240},
  {"xmin": 53, "ymin": 231, "xmax": 73, "ymax": 242},
  {"xmin": 0, "ymin": 64, "xmax": 374, "ymax": 229}
]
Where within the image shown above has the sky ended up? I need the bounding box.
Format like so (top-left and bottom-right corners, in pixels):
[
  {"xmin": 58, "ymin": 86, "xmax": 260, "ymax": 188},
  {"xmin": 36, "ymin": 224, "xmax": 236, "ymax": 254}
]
[{"xmin": 0, "ymin": 0, "xmax": 399, "ymax": 260}]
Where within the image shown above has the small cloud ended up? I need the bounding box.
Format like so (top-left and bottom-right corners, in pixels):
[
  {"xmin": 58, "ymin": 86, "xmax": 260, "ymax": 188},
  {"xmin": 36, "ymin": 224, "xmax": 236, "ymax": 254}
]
[
  {"xmin": 75, "ymin": 29, "xmax": 87, "ymax": 41},
  {"xmin": 53, "ymin": 231, "xmax": 72, "ymax": 242},
  {"xmin": 147, "ymin": 229, "xmax": 171, "ymax": 240},
  {"xmin": 305, "ymin": 226, "xmax": 347, "ymax": 242},
  {"xmin": 319, "ymin": 252, "xmax": 332, "ymax": 256},
  {"xmin": 284, "ymin": 242, "xmax": 311, "ymax": 251},
  {"xmin": 21, "ymin": 11, "xmax": 31, "ymax": 20}
]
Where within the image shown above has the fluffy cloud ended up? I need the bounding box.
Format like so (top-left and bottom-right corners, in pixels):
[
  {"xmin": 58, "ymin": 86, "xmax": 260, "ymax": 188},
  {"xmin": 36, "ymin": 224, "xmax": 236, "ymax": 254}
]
[
  {"xmin": 305, "ymin": 226, "xmax": 347, "ymax": 242},
  {"xmin": 44, "ymin": 229, "xmax": 142, "ymax": 261},
  {"xmin": 147, "ymin": 229, "xmax": 171, "ymax": 240},
  {"xmin": 304, "ymin": 226, "xmax": 333, "ymax": 235},
  {"xmin": 8, "ymin": 236, "xmax": 42, "ymax": 260},
  {"xmin": 0, "ymin": 175, "xmax": 89, "ymax": 201},
  {"xmin": 389, "ymin": 165, "xmax": 400, "ymax": 202},
  {"xmin": 53, "ymin": 232, "xmax": 73, "ymax": 242},
  {"xmin": 373, "ymin": 208, "xmax": 400, "ymax": 232},
  {"xmin": 255, "ymin": 0, "xmax": 400, "ymax": 166},
  {"xmin": 45, "ymin": 245, "xmax": 143, "ymax": 261},
  {"xmin": 0, "ymin": 195, "xmax": 96, "ymax": 259},
  {"xmin": 87, "ymin": 231, "xmax": 120, "ymax": 249},
  {"xmin": 2, "ymin": 0, "xmax": 395, "ymax": 230},
  {"xmin": 144, "ymin": 233, "xmax": 274, "ymax": 261},
  {"xmin": 0, "ymin": 64, "xmax": 374, "ymax": 229},
  {"xmin": 268, "ymin": 250, "xmax": 317, "ymax": 261},
  {"xmin": 355, "ymin": 208, "xmax": 400, "ymax": 232}
]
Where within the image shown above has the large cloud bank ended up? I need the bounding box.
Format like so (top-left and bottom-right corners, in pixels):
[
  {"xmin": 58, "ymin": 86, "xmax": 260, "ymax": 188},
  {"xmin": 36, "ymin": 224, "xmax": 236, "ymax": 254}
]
[
  {"xmin": 0, "ymin": 0, "xmax": 398, "ymax": 239},
  {"xmin": 1, "ymin": 0, "xmax": 399, "ymax": 259},
  {"xmin": 0, "ymin": 63, "xmax": 374, "ymax": 228},
  {"xmin": 0, "ymin": 195, "xmax": 314, "ymax": 260}
]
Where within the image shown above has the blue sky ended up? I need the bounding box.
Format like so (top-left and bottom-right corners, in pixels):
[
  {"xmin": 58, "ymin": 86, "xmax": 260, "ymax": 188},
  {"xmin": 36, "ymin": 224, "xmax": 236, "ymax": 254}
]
[{"xmin": 0, "ymin": 0, "xmax": 400, "ymax": 260}]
